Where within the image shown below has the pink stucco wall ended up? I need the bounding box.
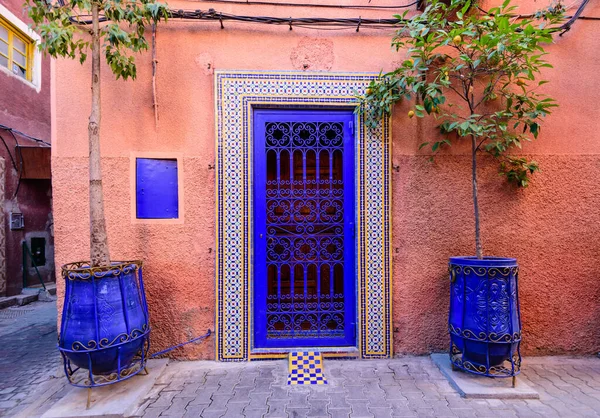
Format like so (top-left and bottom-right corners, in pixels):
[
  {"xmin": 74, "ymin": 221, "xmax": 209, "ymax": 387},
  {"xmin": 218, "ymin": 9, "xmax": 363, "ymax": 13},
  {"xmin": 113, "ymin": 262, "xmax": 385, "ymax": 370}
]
[{"xmin": 52, "ymin": 0, "xmax": 600, "ymax": 358}]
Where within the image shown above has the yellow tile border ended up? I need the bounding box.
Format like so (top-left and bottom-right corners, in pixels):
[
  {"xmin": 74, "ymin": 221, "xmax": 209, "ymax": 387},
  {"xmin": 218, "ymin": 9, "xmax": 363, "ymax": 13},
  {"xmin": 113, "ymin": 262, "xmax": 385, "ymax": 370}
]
[{"xmin": 215, "ymin": 71, "xmax": 392, "ymax": 361}]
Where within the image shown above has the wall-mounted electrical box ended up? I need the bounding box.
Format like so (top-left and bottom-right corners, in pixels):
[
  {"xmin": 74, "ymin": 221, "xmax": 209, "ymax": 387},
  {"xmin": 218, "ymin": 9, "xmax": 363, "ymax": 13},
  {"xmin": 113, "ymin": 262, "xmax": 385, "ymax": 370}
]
[{"xmin": 9, "ymin": 212, "xmax": 24, "ymax": 230}]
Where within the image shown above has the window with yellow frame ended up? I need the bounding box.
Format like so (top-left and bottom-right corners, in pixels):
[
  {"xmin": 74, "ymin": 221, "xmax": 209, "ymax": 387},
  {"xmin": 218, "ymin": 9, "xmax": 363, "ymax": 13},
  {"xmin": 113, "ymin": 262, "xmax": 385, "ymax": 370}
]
[{"xmin": 0, "ymin": 16, "xmax": 33, "ymax": 81}]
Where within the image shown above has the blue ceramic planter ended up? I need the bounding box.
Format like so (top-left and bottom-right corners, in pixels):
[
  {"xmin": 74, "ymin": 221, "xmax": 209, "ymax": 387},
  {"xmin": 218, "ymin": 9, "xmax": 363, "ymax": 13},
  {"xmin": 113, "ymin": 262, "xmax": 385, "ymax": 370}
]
[
  {"xmin": 58, "ymin": 261, "xmax": 150, "ymax": 387},
  {"xmin": 448, "ymin": 256, "xmax": 521, "ymax": 378}
]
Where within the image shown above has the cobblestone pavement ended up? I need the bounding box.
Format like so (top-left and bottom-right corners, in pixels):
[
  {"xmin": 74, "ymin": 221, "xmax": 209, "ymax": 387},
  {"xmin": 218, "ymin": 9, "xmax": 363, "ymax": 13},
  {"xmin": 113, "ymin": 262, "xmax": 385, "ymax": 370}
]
[
  {"xmin": 135, "ymin": 356, "xmax": 600, "ymax": 418},
  {"xmin": 1, "ymin": 303, "xmax": 599, "ymax": 418},
  {"xmin": 0, "ymin": 301, "xmax": 61, "ymax": 417}
]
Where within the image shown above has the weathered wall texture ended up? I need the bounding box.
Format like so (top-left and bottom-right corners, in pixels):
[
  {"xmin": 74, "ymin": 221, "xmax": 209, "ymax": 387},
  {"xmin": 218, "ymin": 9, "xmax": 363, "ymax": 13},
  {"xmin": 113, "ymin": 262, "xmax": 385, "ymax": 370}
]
[
  {"xmin": 0, "ymin": 0, "xmax": 50, "ymax": 139},
  {"xmin": 0, "ymin": 158, "xmax": 5, "ymax": 295},
  {"xmin": 0, "ymin": 0, "xmax": 54, "ymax": 297},
  {"xmin": 52, "ymin": 0, "xmax": 600, "ymax": 357}
]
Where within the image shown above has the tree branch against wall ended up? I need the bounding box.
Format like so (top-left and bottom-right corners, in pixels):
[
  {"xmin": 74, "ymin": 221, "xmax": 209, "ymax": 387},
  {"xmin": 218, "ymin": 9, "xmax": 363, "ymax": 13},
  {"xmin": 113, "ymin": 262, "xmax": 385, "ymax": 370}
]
[
  {"xmin": 359, "ymin": 0, "xmax": 563, "ymax": 259},
  {"xmin": 28, "ymin": 0, "xmax": 169, "ymax": 267}
]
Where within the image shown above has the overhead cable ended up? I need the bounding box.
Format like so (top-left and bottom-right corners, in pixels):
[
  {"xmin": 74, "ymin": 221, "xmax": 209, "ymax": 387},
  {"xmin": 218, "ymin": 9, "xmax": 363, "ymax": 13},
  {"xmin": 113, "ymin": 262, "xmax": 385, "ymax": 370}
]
[
  {"xmin": 70, "ymin": 6, "xmax": 598, "ymax": 31},
  {"xmin": 560, "ymin": 0, "xmax": 591, "ymax": 34},
  {"xmin": 0, "ymin": 124, "xmax": 51, "ymax": 146},
  {"xmin": 150, "ymin": 329, "xmax": 212, "ymax": 358},
  {"xmin": 73, "ymin": 8, "xmax": 405, "ymax": 28},
  {"xmin": 196, "ymin": 0, "xmax": 419, "ymax": 10}
]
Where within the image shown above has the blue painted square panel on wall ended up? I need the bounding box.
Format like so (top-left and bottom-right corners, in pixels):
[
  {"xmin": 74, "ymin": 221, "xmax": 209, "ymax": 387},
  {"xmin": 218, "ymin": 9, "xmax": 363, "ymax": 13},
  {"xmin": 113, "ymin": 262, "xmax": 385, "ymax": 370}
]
[{"xmin": 136, "ymin": 158, "xmax": 179, "ymax": 219}]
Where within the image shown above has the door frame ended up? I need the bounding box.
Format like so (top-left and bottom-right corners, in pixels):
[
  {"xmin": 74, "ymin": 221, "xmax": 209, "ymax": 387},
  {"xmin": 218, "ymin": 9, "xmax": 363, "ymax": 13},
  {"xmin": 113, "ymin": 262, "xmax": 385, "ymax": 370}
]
[
  {"xmin": 253, "ymin": 109, "xmax": 357, "ymax": 349},
  {"xmin": 215, "ymin": 71, "xmax": 392, "ymax": 361}
]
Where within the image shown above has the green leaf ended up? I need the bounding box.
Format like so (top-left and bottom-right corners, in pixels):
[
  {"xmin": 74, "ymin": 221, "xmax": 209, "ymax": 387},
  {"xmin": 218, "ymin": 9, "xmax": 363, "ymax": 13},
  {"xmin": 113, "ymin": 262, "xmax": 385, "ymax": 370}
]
[
  {"xmin": 28, "ymin": 0, "xmax": 169, "ymax": 80},
  {"xmin": 352, "ymin": 0, "xmax": 559, "ymax": 186},
  {"xmin": 530, "ymin": 122, "xmax": 539, "ymax": 137},
  {"xmin": 461, "ymin": 1, "xmax": 472, "ymax": 15}
]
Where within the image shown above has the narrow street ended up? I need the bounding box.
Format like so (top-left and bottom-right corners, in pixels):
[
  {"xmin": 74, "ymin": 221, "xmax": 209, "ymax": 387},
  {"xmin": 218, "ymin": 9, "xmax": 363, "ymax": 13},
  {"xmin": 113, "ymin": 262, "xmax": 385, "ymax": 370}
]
[{"xmin": 0, "ymin": 301, "xmax": 61, "ymax": 417}]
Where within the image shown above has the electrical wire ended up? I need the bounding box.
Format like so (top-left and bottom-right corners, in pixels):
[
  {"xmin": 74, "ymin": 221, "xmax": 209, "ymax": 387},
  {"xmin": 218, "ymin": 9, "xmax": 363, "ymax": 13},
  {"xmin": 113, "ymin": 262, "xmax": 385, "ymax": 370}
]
[
  {"xmin": 560, "ymin": 0, "xmax": 591, "ymax": 33},
  {"xmin": 197, "ymin": 0, "xmax": 419, "ymax": 10},
  {"xmin": 171, "ymin": 9, "xmax": 405, "ymax": 26},
  {"xmin": 0, "ymin": 131, "xmax": 18, "ymax": 172},
  {"xmin": 0, "ymin": 124, "xmax": 50, "ymax": 198},
  {"xmin": 71, "ymin": 8, "xmax": 406, "ymax": 29},
  {"xmin": 6, "ymin": 128, "xmax": 25, "ymax": 199},
  {"xmin": 69, "ymin": 5, "xmax": 599, "ymax": 31},
  {"xmin": 150, "ymin": 329, "xmax": 212, "ymax": 358},
  {"xmin": 477, "ymin": 0, "xmax": 598, "ymax": 33},
  {"xmin": 0, "ymin": 124, "xmax": 51, "ymax": 146}
]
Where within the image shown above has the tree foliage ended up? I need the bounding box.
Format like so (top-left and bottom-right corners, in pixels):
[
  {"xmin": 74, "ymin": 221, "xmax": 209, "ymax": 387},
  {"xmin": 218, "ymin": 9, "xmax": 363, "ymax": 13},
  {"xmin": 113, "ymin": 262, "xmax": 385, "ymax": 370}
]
[
  {"xmin": 28, "ymin": 0, "xmax": 169, "ymax": 79},
  {"xmin": 360, "ymin": 0, "xmax": 563, "ymax": 187}
]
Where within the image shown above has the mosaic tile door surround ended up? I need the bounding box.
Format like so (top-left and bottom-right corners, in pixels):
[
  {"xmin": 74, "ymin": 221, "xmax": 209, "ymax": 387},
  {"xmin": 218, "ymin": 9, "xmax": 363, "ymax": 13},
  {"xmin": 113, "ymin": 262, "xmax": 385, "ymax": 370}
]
[{"xmin": 215, "ymin": 70, "xmax": 391, "ymax": 361}]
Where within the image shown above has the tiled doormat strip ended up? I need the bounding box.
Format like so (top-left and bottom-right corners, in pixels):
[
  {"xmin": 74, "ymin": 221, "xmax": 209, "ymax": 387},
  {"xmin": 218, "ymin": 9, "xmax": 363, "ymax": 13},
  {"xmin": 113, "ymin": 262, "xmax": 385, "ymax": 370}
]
[{"xmin": 288, "ymin": 351, "xmax": 327, "ymax": 385}]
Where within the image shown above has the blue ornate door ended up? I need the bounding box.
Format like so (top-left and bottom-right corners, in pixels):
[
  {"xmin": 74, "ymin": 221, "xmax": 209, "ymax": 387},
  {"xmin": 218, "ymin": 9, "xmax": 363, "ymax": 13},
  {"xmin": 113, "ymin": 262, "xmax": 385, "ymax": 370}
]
[{"xmin": 254, "ymin": 109, "xmax": 356, "ymax": 349}]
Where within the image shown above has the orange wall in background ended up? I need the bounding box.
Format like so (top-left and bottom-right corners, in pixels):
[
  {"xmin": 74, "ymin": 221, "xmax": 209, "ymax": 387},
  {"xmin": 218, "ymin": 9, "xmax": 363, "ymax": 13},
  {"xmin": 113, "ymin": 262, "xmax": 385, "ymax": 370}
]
[{"xmin": 52, "ymin": 0, "xmax": 600, "ymax": 358}]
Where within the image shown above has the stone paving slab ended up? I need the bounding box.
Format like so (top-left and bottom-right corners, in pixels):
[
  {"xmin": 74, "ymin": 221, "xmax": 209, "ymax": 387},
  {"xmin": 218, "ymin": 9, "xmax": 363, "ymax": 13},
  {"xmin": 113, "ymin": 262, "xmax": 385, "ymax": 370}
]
[
  {"xmin": 12, "ymin": 377, "xmax": 68, "ymax": 418},
  {"xmin": 7, "ymin": 354, "xmax": 600, "ymax": 417},
  {"xmin": 2, "ymin": 301, "xmax": 600, "ymax": 418},
  {"xmin": 128, "ymin": 355, "xmax": 600, "ymax": 418},
  {"xmin": 0, "ymin": 301, "xmax": 61, "ymax": 417},
  {"xmin": 0, "ymin": 284, "xmax": 57, "ymax": 311},
  {"xmin": 41, "ymin": 359, "xmax": 169, "ymax": 418},
  {"xmin": 431, "ymin": 354, "xmax": 539, "ymax": 399}
]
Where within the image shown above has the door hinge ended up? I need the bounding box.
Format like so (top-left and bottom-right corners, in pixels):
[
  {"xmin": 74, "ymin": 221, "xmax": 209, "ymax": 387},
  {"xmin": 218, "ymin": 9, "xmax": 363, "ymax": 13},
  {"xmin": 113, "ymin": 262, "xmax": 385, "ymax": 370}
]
[{"xmin": 349, "ymin": 120, "xmax": 354, "ymax": 135}]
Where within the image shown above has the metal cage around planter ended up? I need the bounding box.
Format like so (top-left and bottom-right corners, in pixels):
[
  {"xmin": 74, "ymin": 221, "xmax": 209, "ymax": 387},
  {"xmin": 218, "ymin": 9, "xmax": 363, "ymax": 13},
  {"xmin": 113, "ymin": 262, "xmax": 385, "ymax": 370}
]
[
  {"xmin": 448, "ymin": 256, "xmax": 521, "ymax": 381},
  {"xmin": 58, "ymin": 261, "xmax": 150, "ymax": 388}
]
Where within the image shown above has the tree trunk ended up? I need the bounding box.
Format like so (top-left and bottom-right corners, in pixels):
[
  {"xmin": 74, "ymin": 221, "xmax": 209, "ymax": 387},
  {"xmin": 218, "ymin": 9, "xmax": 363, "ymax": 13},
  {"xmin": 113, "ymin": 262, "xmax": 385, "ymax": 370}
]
[
  {"xmin": 471, "ymin": 135, "xmax": 483, "ymax": 259},
  {"xmin": 88, "ymin": 2, "xmax": 110, "ymax": 267},
  {"xmin": 152, "ymin": 23, "xmax": 159, "ymax": 130}
]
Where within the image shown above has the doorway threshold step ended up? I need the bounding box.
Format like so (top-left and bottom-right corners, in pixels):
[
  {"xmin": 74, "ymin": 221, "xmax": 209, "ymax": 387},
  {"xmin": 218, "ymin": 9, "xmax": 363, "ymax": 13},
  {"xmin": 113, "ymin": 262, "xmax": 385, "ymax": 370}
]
[{"xmin": 287, "ymin": 351, "xmax": 327, "ymax": 385}]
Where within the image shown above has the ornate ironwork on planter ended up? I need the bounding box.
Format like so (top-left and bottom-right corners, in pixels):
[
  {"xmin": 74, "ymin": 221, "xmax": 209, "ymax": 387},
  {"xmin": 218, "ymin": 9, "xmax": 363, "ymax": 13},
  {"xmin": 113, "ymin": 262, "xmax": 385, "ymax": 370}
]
[
  {"xmin": 58, "ymin": 261, "xmax": 150, "ymax": 389},
  {"xmin": 448, "ymin": 257, "xmax": 521, "ymax": 382}
]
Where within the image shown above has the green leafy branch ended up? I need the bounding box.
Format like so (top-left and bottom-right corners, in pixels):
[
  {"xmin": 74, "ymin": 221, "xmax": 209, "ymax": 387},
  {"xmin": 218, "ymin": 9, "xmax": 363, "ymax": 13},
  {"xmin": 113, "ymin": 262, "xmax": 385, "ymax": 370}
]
[
  {"xmin": 28, "ymin": 0, "xmax": 169, "ymax": 79},
  {"xmin": 358, "ymin": 0, "xmax": 563, "ymax": 187}
]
